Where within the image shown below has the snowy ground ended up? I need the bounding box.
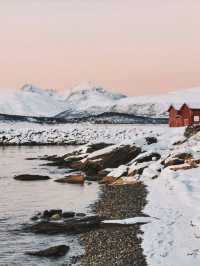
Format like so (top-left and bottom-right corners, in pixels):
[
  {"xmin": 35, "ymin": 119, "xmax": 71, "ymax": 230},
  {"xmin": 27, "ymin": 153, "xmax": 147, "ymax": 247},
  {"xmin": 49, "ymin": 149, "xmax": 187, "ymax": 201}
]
[
  {"xmin": 0, "ymin": 122, "xmax": 181, "ymax": 145},
  {"xmin": 141, "ymin": 130, "xmax": 200, "ymax": 266}
]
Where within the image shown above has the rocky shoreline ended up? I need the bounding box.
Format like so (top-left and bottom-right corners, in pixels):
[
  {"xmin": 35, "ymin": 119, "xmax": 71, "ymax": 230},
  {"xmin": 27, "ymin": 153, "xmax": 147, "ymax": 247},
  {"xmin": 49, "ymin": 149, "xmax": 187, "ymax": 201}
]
[{"xmin": 79, "ymin": 183, "xmax": 148, "ymax": 266}]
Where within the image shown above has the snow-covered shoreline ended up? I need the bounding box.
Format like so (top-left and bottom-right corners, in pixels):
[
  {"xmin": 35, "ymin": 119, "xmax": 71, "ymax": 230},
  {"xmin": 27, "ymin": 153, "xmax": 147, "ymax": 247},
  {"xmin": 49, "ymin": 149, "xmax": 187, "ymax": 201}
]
[
  {"xmin": 0, "ymin": 122, "xmax": 180, "ymax": 146},
  {"xmin": 2, "ymin": 121, "xmax": 200, "ymax": 265}
]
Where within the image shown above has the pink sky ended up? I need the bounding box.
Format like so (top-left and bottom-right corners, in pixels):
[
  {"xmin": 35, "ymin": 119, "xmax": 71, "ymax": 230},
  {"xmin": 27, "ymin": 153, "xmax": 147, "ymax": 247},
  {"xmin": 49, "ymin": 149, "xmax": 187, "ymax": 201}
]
[{"xmin": 0, "ymin": 1, "xmax": 200, "ymax": 95}]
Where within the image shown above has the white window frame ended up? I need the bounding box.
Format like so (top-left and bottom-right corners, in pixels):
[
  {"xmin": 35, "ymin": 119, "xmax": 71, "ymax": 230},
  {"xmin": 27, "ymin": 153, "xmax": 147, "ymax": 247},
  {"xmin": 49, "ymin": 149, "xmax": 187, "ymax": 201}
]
[{"xmin": 194, "ymin": 116, "xmax": 200, "ymax": 122}]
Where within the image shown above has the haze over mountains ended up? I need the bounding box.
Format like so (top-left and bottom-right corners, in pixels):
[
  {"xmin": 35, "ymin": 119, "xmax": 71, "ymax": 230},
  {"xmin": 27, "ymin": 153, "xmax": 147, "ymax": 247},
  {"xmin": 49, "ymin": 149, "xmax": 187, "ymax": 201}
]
[{"xmin": 0, "ymin": 83, "xmax": 200, "ymax": 119}]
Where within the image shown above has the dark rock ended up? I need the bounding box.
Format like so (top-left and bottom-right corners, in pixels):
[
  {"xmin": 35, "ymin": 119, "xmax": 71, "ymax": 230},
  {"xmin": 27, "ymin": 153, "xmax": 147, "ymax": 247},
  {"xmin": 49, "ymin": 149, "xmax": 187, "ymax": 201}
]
[
  {"xmin": 63, "ymin": 212, "xmax": 75, "ymax": 219},
  {"xmin": 145, "ymin": 137, "xmax": 158, "ymax": 145},
  {"xmin": 76, "ymin": 213, "xmax": 86, "ymax": 217},
  {"xmin": 164, "ymin": 158, "xmax": 185, "ymax": 167},
  {"xmin": 14, "ymin": 174, "xmax": 50, "ymax": 181},
  {"xmin": 43, "ymin": 209, "xmax": 62, "ymax": 219},
  {"xmin": 134, "ymin": 152, "xmax": 161, "ymax": 164},
  {"xmin": 81, "ymin": 144, "xmax": 141, "ymax": 175},
  {"xmin": 26, "ymin": 216, "xmax": 102, "ymax": 234},
  {"xmin": 184, "ymin": 125, "xmax": 200, "ymax": 138},
  {"xmin": 86, "ymin": 143, "xmax": 113, "ymax": 153},
  {"xmin": 173, "ymin": 152, "xmax": 193, "ymax": 160},
  {"xmin": 25, "ymin": 245, "xmax": 69, "ymax": 257}
]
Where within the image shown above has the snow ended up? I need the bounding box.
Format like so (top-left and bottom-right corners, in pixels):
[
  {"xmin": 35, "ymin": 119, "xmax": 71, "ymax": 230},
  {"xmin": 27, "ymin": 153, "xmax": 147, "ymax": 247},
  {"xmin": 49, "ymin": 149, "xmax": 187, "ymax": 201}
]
[
  {"xmin": 0, "ymin": 123, "xmax": 183, "ymax": 146},
  {"xmin": 141, "ymin": 167, "xmax": 200, "ymax": 266},
  {"xmin": 1, "ymin": 83, "xmax": 200, "ymax": 119},
  {"xmin": 0, "ymin": 84, "xmax": 68, "ymax": 117},
  {"xmin": 102, "ymin": 216, "xmax": 155, "ymax": 225}
]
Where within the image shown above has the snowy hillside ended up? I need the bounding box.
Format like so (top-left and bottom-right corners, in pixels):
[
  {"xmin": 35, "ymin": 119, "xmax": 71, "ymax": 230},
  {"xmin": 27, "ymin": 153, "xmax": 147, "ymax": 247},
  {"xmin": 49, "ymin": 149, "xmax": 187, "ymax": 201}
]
[
  {"xmin": 57, "ymin": 86, "xmax": 200, "ymax": 119},
  {"xmin": 111, "ymin": 87, "xmax": 200, "ymax": 118},
  {"xmin": 0, "ymin": 84, "xmax": 67, "ymax": 117}
]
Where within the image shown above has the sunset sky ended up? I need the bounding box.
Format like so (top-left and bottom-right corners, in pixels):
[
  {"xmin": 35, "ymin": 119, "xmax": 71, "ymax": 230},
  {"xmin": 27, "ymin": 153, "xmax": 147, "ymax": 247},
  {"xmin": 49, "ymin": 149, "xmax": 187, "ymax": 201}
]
[{"xmin": 0, "ymin": 1, "xmax": 200, "ymax": 95}]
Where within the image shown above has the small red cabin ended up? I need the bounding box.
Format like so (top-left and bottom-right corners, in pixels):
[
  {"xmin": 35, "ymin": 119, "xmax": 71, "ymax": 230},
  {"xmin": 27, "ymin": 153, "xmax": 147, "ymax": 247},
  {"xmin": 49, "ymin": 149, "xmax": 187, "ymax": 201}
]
[{"xmin": 168, "ymin": 103, "xmax": 200, "ymax": 127}]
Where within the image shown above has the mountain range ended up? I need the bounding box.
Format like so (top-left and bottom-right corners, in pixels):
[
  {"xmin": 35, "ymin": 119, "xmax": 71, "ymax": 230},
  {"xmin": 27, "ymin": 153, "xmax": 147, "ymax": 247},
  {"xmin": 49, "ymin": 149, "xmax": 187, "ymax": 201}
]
[{"xmin": 1, "ymin": 83, "xmax": 200, "ymax": 119}]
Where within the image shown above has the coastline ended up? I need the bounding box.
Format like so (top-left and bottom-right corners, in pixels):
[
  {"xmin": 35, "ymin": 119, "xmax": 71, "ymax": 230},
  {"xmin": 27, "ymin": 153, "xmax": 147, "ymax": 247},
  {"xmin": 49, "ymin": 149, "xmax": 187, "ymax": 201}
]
[{"xmin": 79, "ymin": 183, "xmax": 147, "ymax": 266}]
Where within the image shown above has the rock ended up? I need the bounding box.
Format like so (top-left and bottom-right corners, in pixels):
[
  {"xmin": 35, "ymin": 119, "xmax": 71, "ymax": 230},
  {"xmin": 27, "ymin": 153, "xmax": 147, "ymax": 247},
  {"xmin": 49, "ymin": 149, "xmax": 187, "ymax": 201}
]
[
  {"xmin": 25, "ymin": 245, "xmax": 69, "ymax": 257},
  {"xmin": 51, "ymin": 214, "xmax": 62, "ymax": 221},
  {"xmin": 128, "ymin": 162, "xmax": 149, "ymax": 176},
  {"xmin": 82, "ymin": 144, "xmax": 141, "ymax": 175},
  {"xmin": 99, "ymin": 176, "xmax": 116, "ymax": 185},
  {"xmin": 76, "ymin": 213, "xmax": 86, "ymax": 217},
  {"xmin": 97, "ymin": 169, "xmax": 114, "ymax": 178},
  {"xmin": 55, "ymin": 175, "xmax": 85, "ymax": 184},
  {"xmin": 43, "ymin": 209, "xmax": 62, "ymax": 219},
  {"xmin": 111, "ymin": 177, "xmax": 138, "ymax": 186},
  {"xmin": 164, "ymin": 158, "xmax": 185, "ymax": 168},
  {"xmin": 107, "ymin": 165, "xmax": 128, "ymax": 178},
  {"xmin": 184, "ymin": 125, "xmax": 200, "ymax": 138},
  {"xmin": 85, "ymin": 143, "xmax": 113, "ymax": 153},
  {"xmin": 63, "ymin": 212, "xmax": 75, "ymax": 219},
  {"xmin": 26, "ymin": 215, "xmax": 103, "ymax": 234},
  {"xmin": 169, "ymin": 163, "xmax": 197, "ymax": 171},
  {"xmin": 14, "ymin": 174, "xmax": 50, "ymax": 181},
  {"xmin": 132, "ymin": 151, "xmax": 161, "ymax": 164},
  {"xmin": 31, "ymin": 215, "xmax": 40, "ymax": 221},
  {"xmin": 145, "ymin": 137, "xmax": 158, "ymax": 145},
  {"xmin": 173, "ymin": 152, "xmax": 193, "ymax": 161}
]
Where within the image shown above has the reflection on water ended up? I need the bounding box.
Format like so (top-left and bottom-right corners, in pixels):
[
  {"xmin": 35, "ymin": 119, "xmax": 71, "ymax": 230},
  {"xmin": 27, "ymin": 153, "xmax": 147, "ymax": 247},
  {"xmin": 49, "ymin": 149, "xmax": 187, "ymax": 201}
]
[{"xmin": 0, "ymin": 146, "xmax": 99, "ymax": 266}]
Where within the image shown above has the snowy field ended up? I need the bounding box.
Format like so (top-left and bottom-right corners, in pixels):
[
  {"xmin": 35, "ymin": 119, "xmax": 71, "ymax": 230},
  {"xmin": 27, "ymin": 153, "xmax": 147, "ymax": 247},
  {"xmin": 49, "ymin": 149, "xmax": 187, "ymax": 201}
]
[{"xmin": 1, "ymin": 121, "xmax": 200, "ymax": 265}]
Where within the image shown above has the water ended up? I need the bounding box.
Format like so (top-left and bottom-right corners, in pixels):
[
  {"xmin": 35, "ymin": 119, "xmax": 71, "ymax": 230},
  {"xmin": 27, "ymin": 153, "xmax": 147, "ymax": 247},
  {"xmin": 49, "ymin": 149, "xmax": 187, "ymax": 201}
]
[{"xmin": 0, "ymin": 146, "xmax": 99, "ymax": 266}]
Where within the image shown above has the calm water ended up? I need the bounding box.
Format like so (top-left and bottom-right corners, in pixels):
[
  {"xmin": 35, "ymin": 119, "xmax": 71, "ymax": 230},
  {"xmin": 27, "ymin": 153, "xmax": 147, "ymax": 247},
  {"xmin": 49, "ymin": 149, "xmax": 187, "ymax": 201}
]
[{"xmin": 0, "ymin": 146, "xmax": 99, "ymax": 266}]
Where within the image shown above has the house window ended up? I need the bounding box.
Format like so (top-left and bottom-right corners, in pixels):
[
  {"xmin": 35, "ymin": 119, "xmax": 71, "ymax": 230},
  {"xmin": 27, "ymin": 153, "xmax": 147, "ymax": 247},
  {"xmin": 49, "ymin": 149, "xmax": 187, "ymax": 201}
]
[{"xmin": 194, "ymin": 116, "xmax": 200, "ymax": 122}]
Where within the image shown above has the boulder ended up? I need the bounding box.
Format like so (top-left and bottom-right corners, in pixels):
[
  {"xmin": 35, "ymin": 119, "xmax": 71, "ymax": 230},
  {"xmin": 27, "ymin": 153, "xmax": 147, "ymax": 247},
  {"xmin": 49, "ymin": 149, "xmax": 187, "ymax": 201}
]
[
  {"xmin": 145, "ymin": 137, "xmax": 158, "ymax": 145},
  {"xmin": 169, "ymin": 163, "xmax": 197, "ymax": 171},
  {"xmin": 107, "ymin": 165, "xmax": 128, "ymax": 178},
  {"xmin": 25, "ymin": 245, "xmax": 69, "ymax": 257},
  {"xmin": 164, "ymin": 158, "xmax": 185, "ymax": 168},
  {"xmin": 51, "ymin": 214, "xmax": 62, "ymax": 221},
  {"xmin": 132, "ymin": 151, "xmax": 161, "ymax": 164},
  {"xmin": 85, "ymin": 143, "xmax": 113, "ymax": 153},
  {"xmin": 14, "ymin": 174, "xmax": 50, "ymax": 181},
  {"xmin": 63, "ymin": 212, "xmax": 75, "ymax": 219},
  {"xmin": 184, "ymin": 125, "xmax": 200, "ymax": 138},
  {"xmin": 54, "ymin": 175, "xmax": 85, "ymax": 184},
  {"xmin": 26, "ymin": 215, "xmax": 103, "ymax": 234},
  {"xmin": 128, "ymin": 162, "xmax": 150, "ymax": 176},
  {"xmin": 43, "ymin": 209, "xmax": 62, "ymax": 219},
  {"xmin": 81, "ymin": 144, "xmax": 141, "ymax": 175}
]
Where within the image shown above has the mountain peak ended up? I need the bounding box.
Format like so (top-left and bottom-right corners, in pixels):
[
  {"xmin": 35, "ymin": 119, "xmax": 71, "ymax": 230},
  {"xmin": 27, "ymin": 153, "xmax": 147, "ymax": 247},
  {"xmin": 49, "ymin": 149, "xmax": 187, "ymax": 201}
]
[
  {"xmin": 21, "ymin": 84, "xmax": 45, "ymax": 94},
  {"xmin": 67, "ymin": 82, "xmax": 126, "ymax": 101}
]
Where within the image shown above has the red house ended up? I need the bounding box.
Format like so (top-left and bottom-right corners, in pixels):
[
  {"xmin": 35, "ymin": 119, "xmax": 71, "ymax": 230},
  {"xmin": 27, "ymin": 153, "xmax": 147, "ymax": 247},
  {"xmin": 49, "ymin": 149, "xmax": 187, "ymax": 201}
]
[{"xmin": 168, "ymin": 103, "xmax": 200, "ymax": 127}]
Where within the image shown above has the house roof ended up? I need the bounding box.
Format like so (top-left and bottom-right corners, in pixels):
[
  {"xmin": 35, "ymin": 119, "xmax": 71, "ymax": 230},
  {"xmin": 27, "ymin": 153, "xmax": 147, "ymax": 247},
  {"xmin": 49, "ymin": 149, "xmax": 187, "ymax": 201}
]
[{"xmin": 168, "ymin": 103, "xmax": 200, "ymax": 112}]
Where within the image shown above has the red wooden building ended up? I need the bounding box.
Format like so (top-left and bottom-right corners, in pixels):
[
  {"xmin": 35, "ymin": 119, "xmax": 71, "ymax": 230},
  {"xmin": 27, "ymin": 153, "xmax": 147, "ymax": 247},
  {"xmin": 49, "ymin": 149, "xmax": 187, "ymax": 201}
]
[{"xmin": 168, "ymin": 103, "xmax": 200, "ymax": 127}]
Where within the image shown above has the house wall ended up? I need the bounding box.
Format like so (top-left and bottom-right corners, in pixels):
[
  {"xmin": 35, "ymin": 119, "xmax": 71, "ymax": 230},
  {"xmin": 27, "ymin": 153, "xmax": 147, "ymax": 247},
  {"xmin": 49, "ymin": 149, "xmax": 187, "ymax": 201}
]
[
  {"xmin": 179, "ymin": 104, "xmax": 192, "ymax": 126},
  {"xmin": 169, "ymin": 107, "xmax": 180, "ymax": 127}
]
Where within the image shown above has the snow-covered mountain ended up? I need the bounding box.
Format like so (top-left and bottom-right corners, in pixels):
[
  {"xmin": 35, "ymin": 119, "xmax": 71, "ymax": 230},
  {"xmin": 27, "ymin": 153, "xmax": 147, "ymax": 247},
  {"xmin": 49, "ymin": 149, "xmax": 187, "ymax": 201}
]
[
  {"xmin": 1, "ymin": 82, "xmax": 200, "ymax": 119},
  {"xmin": 56, "ymin": 82, "xmax": 126, "ymax": 118},
  {"xmin": 56, "ymin": 85, "xmax": 200, "ymax": 119},
  {"xmin": 0, "ymin": 84, "xmax": 68, "ymax": 117},
  {"xmin": 111, "ymin": 87, "xmax": 200, "ymax": 118}
]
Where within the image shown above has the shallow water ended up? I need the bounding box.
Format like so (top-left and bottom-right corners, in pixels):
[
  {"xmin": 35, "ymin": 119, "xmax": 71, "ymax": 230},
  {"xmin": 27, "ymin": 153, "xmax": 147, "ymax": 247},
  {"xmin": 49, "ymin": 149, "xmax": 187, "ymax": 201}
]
[{"xmin": 0, "ymin": 146, "xmax": 99, "ymax": 266}]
